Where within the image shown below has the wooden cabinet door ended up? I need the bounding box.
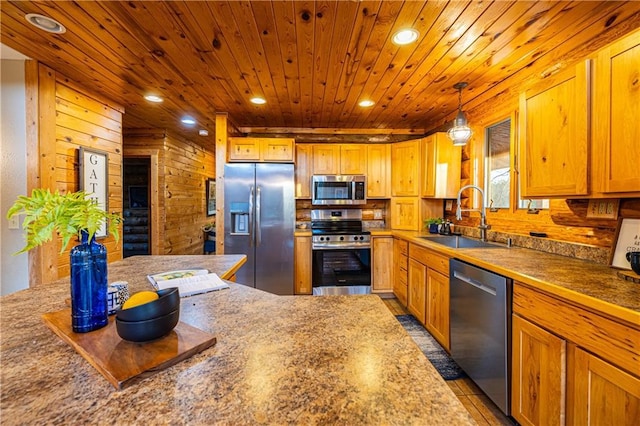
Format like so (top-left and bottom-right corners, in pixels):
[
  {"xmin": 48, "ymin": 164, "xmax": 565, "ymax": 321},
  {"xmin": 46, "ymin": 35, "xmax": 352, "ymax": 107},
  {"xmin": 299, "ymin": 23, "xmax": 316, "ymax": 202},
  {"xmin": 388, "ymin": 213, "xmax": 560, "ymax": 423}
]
[
  {"xmin": 372, "ymin": 236, "xmax": 393, "ymax": 293},
  {"xmin": 421, "ymin": 133, "xmax": 461, "ymax": 198},
  {"xmin": 593, "ymin": 33, "xmax": 640, "ymax": 194},
  {"xmin": 511, "ymin": 314, "xmax": 566, "ymax": 426},
  {"xmin": 340, "ymin": 144, "xmax": 367, "ymax": 174},
  {"xmin": 407, "ymin": 258, "xmax": 427, "ymax": 324},
  {"xmin": 391, "ymin": 140, "xmax": 420, "ymax": 196},
  {"xmin": 312, "ymin": 144, "xmax": 340, "ymax": 174},
  {"xmin": 294, "ymin": 235, "xmax": 312, "ymax": 294},
  {"xmin": 367, "ymin": 144, "xmax": 390, "ymax": 198},
  {"xmin": 228, "ymin": 137, "xmax": 260, "ymax": 161},
  {"xmin": 393, "ymin": 239, "xmax": 408, "ymax": 306},
  {"xmin": 519, "ymin": 61, "xmax": 589, "ymax": 197},
  {"xmin": 262, "ymin": 138, "xmax": 294, "ymax": 162},
  {"xmin": 425, "ymin": 268, "xmax": 450, "ymax": 350},
  {"xmin": 390, "ymin": 197, "xmax": 420, "ymax": 230},
  {"xmin": 572, "ymin": 347, "xmax": 640, "ymax": 426},
  {"xmin": 295, "ymin": 144, "xmax": 312, "ymax": 198}
]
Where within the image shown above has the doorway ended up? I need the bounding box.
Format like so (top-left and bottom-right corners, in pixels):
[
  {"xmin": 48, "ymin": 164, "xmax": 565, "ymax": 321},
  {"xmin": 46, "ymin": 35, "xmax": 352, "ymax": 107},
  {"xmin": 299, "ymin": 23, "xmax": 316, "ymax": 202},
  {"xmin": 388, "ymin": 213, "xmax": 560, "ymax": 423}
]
[{"xmin": 123, "ymin": 158, "xmax": 150, "ymax": 257}]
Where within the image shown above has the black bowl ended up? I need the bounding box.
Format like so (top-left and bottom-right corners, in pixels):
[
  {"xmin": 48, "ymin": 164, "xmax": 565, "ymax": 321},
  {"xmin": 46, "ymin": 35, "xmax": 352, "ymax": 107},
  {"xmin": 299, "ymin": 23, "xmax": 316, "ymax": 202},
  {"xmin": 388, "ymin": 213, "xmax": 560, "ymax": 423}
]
[
  {"xmin": 116, "ymin": 288, "xmax": 180, "ymax": 322},
  {"xmin": 115, "ymin": 308, "xmax": 180, "ymax": 342}
]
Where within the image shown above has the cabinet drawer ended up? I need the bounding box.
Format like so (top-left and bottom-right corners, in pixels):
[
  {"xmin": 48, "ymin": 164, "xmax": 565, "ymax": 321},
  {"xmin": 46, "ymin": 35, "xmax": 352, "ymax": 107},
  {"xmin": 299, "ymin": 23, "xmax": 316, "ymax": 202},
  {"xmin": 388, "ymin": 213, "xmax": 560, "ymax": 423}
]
[
  {"xmin": 396, "ymin": 239, "xmax": 408, "ymax": 256},
  {"xmin": 513, "ymin": 282, "xmax": 640, "ymax": 376},
  {"xmin": 409, "ymin": 244, "xmax": 449, "ymax": 275}
]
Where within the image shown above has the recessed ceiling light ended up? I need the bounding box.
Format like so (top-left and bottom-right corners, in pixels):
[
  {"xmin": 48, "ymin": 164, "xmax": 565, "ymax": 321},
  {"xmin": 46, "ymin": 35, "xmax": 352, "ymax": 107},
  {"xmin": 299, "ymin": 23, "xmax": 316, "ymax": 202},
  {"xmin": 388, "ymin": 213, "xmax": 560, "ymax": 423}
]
[
  {"xmin": 25, "ymin": 13, "xmax": 66, "ymax": 34},
  {"xmin": 144, "ymin": 94, "xmax": 163, "ymax": 103},
  {"xmin": 181, "ymin": 116, "xmax": 196, "ymax": 125},
  {"xmin": 199, "ymin": 129, "xmax": 209, "ymax": 136},
  {"xmin": 359, "ymin": 100, "xmax": 375, "ymax": 108},
  {"xmin": 250, "ymin": 97, "xmax": 267, "ymax": 105},
  {"xmin": 392, "ymin": 29, "xmax": 419, "ymax": 45}
]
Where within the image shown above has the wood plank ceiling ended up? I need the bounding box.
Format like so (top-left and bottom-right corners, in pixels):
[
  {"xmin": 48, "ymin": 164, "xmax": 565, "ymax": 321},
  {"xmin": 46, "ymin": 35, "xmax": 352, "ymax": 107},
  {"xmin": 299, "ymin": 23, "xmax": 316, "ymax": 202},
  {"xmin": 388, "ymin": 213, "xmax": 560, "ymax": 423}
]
[{"xmin": 2, "ymin": 1, "xmax": 640, "ymax": 149}]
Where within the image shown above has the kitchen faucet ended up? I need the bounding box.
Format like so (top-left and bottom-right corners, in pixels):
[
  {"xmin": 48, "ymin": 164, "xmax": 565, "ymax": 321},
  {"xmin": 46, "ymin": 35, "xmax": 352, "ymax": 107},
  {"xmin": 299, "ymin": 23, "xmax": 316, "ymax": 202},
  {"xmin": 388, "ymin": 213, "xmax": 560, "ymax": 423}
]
[{"xmin": 456, "ymin": 184, "xmax": 491, "ymax": 242}]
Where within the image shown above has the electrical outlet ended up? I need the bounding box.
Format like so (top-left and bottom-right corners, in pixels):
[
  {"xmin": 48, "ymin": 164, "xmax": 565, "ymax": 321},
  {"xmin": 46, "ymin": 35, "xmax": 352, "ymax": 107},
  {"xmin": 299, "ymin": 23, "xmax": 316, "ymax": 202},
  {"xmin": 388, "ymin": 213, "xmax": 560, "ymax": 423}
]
[
  {"xmin": 8, "ymin": 216, "xmax": 20, "ymax": 230},
  {"xmin": 374, "ymin": 209, "xmax": 383, "ymax": 220},
  {"xmin": 586, "ymin": 199, "xmax": 619, "ymax": 219}
]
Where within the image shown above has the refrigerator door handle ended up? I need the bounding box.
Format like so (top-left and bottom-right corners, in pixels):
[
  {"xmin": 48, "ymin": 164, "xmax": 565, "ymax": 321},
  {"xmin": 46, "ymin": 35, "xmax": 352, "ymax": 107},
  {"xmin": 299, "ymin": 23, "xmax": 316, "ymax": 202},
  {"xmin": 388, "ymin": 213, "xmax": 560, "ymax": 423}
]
[
  {"xmin": 249, "ymin": 185, "xmax": 254, "ymax": 247},
  {"xmin": 256, "ymin": 185, "xmax": 262, "ymax": 246}
]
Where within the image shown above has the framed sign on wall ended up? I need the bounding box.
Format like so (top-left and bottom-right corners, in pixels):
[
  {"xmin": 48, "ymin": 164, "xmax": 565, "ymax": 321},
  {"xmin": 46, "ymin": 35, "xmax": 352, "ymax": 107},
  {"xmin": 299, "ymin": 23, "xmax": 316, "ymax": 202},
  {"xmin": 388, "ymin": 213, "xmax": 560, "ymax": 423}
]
[
  {"xmin": 206, "ymin": 178, "xmax": 216, "ymax": 216},
  {"xmin": 79, "ymin": 147, "xmax": 109, "ymax": 238},
  {"xmin": 610, "ymin": 217, "xmax": 640, "ymax": 270}
]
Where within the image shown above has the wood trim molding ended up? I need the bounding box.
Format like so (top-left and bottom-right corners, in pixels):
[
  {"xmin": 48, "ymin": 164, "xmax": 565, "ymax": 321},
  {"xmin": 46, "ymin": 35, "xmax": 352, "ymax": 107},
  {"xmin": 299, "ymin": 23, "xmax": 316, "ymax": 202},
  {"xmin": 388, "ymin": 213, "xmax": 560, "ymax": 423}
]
[{"xmin": 215, "ymin": 113, "xmax": 228, "ymax": 254}]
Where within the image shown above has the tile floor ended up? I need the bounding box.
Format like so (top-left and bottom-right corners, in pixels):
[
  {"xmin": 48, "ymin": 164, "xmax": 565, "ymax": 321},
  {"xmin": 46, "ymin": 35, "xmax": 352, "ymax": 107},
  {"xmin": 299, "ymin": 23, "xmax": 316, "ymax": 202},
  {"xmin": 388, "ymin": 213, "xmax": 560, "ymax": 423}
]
[{"xmin": 381, "ymin": 297, "xmax": 515, "ymax": 426}]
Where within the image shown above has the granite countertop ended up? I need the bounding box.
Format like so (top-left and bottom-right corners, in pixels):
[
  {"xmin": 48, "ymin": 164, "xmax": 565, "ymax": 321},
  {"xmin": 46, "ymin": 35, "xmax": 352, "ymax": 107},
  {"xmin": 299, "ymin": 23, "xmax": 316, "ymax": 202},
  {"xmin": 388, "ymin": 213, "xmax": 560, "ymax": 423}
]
[
  {"xmin": 393, "ymin": 231, "xmax": 640, "ymax": 326},
  {"xmin": 0, "ymin": 255, "xmax": 474, "ymax": 425}
]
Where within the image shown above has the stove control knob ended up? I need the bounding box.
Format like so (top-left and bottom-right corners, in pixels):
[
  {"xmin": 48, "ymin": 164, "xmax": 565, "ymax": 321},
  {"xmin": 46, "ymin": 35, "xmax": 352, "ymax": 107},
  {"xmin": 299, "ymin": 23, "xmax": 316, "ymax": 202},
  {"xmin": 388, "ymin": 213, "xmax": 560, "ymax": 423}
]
[
  {"xmin": 326, "ymin": 237, "xmax": 330, "ymax": 242},
  {"xmin": 319, "ymin": 237, "xmax": 325, "ymax": 241},
  {"xmin": 359, "ymin": 236, "xmax": 364, "ymax": 241},
  {"xmin": 340, "ymin": 236, "xmax": 344, "ymax": 241},
  {"xmin": 353, "ymin": 236, "xmax": 358, "ymax": 241}
]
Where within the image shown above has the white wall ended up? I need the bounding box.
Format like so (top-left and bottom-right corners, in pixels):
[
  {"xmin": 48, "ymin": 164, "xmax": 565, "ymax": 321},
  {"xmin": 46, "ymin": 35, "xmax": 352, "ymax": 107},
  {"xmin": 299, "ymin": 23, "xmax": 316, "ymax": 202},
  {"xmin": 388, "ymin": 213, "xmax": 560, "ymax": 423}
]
[{"xmin": 1, "ymin": 59, "xmax": 29, "ymax": 295}]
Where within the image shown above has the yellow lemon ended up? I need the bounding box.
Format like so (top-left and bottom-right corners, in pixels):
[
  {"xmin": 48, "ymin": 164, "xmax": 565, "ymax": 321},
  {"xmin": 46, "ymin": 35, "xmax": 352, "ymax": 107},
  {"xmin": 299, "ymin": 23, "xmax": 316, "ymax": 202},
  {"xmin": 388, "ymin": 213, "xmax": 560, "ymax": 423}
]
[{"xmin": 122, "ymin": 291, "xmax": 159, "ymax": 309}]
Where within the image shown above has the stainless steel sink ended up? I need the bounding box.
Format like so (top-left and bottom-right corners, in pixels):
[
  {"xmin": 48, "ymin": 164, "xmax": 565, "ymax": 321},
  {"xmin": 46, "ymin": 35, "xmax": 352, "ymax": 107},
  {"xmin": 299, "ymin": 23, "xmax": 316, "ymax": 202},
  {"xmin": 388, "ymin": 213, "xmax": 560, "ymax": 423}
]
[{"xmin": 419, "ymin": 235, "xmax": 502, "ymax": 249}]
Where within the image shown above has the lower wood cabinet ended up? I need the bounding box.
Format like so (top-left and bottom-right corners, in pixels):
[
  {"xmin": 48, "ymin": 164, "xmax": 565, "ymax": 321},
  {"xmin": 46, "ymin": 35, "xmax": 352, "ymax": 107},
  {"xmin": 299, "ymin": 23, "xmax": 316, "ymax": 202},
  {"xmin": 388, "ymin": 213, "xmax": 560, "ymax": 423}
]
[
  {"xmin": 407, "ymin": 243, "xmax": 451, "ymax": 351},
  {"xmin": 511, "ymin": 314, "xmax": 566, "ymax": 426},
  {"xmin": 572, "ymin": 346, "xmax": 640, "ymax": 425},
  {"xmin": 372, "ymin": 236, "xmax": 393, "ymax": 293},
  {"xmin": 294, "ymin": 235, "xmax": 312, "ymax": 294},
  {"xmin": 425, "ymin": 268, "xmax": 450, "ymax": 350},
  {"xmin": 392, "ymin": 238, "xmax": 408, "ymax": 306},
  {"xmin": 407, "ymin": 258, "xmax": 427, "ymax": 323},
  {"xmin": 512, "ymin": 282, "xmax": 640, "ymax": 426}
]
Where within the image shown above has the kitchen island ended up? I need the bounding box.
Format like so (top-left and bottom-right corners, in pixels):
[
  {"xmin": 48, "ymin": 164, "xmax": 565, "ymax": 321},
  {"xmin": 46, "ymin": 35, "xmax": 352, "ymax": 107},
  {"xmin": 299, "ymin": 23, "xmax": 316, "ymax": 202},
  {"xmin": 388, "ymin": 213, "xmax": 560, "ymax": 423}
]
[{"xmin": 0, "ymin": 255, "xmax": 474, "ymax": 425}]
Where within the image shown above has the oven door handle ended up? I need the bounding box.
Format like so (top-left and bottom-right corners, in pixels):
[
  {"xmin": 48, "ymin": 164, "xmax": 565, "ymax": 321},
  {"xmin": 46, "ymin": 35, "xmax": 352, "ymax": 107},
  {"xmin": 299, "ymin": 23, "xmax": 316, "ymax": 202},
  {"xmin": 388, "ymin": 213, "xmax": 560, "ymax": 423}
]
[{"xmin": 312, "ymin": 243, "xmax": 371, "ymax": 250}]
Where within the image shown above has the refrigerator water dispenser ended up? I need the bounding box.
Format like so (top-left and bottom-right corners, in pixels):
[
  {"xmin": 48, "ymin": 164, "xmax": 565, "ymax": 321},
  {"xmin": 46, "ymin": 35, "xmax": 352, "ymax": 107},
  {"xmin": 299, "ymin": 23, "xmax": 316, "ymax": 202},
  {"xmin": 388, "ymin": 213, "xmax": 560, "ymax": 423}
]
[{"xmin": 230, "ymin": 202, "xmax": 250, "ymax": 234}]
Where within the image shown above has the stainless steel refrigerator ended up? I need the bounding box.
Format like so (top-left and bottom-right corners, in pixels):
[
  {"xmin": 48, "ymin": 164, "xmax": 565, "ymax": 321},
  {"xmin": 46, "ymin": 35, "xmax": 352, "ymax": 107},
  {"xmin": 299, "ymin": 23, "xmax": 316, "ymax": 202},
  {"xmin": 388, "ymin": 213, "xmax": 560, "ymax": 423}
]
[{"xmin": 223, "ymin": 163, "xmax": 295, "ymax": 295}]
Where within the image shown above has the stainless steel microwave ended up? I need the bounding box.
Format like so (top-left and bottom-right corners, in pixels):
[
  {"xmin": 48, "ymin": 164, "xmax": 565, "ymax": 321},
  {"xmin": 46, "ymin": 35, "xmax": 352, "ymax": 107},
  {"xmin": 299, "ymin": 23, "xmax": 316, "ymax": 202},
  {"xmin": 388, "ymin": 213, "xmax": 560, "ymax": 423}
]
[{"xmin": 311, "ymin": 175, "xmax": 366, "ymax": 205}]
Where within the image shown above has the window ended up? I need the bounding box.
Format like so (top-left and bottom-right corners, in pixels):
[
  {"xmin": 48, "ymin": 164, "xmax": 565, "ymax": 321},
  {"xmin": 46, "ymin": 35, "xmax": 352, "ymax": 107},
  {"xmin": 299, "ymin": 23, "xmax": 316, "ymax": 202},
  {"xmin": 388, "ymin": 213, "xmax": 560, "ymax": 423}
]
[{"xmin": 485, "ymin": 119, "xmax": 511, "ymax": 209}]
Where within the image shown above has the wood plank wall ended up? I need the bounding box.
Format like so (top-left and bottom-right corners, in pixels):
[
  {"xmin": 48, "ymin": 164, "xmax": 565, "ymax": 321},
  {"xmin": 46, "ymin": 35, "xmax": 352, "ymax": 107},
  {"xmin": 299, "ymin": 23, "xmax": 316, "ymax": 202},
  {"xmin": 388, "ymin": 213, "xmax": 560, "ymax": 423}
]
[
  {"xmin": 123, "ymin": 129, "xmax": 215, "ymax": 255},
  {"xmin": 35, "ymin": 65, "xmax": 125, "ymax": 279}
]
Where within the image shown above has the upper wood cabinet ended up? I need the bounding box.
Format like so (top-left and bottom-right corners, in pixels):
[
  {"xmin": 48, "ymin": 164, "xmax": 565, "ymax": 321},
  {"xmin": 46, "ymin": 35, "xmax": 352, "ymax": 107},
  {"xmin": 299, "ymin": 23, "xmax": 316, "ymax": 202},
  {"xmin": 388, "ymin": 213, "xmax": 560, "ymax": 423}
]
[
  {"xmin": 519, "ymin": 61, "xmax": 589, "ymax": 198},
  {"xmin": 228, "ymin": 137, "xmax": 294, "ymax": 162},
  {"xmin": 312, "ymin": 144, "xmax": 340, "ymax": 174},
  {"xmin": 421, "ymin": 132, "xmax": 461, "ymax": 198},
  {"xmin": 390, "ymin": 197, "xmax": 420, "ymax": 230},
  {"xmin": 340, "ymin": 144, "xmax": 367, "ymax": 175},
  {"xmin": 592, "ymin": 32, "xmax": 640, "ymax": 195},
  {"xmin": 391, "ymin": 139, "xmax": 421, "ymax": 196},
  {"xmin": 367, "ymin": 144, "xmax": 391, "ymax": 198},
  {"xmin": 295, "ymin": 144, "xmax": 313, "ymax": 198}
]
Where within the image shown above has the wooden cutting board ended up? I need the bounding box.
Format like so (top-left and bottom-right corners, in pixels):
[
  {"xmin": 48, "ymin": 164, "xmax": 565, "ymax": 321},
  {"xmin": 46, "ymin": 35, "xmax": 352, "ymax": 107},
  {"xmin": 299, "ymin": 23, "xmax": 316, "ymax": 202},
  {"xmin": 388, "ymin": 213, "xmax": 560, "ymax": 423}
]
[{"xmin": 42, "ymin": 309, "xmax": 216, "ymax": 390}]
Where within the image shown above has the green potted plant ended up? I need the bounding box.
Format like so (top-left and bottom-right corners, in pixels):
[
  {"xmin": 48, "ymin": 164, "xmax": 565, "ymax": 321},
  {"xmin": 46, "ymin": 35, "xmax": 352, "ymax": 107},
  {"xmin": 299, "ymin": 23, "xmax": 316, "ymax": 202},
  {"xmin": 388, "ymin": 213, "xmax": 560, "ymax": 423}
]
[
  {"xmin": 425, "ymin": 217, "xmax": 444, "ymax": 234},
  {"xmin": 7, "ymin": 189, "xmax": 121, "ymax": 333}
]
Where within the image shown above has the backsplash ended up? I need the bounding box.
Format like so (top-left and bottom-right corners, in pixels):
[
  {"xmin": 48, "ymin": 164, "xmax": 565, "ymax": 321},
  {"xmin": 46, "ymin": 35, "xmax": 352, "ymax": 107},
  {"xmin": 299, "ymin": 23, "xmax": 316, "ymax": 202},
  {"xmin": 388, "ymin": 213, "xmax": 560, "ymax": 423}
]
[
  {"xmin": 295, "ymin": 199, "xmax": 388, "ymax": 229},
  {"xmin": 454, "ymin": 225, "xmax": 611, "ymax": 265}
]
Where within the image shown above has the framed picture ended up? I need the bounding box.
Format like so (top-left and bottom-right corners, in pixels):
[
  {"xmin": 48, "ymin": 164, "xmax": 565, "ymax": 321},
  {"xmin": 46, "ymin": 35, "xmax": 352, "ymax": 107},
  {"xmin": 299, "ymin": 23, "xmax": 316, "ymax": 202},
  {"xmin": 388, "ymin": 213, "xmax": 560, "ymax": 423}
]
[
  {"xmin": 128, "ymin": 186, "xmax": 148, "ymax": 209},
  {"xmin": 610, "ymin": 218, "xmax": 640, "ymax": 270},
  {"xmin": 79, "ymin": 147, "xmax": 109, "ymax": 238},
  {"xmin": 206, "ymin": 178, "xmax": 216, "ymax": 216}
]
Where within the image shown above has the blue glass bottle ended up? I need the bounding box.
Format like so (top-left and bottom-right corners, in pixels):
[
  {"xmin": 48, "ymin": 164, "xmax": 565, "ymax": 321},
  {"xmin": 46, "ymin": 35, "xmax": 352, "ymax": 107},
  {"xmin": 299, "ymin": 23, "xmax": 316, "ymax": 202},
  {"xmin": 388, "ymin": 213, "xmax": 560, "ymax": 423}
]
[{"xmin": 70, "ymin": 231, "xmax": 108, "ymax": 332}]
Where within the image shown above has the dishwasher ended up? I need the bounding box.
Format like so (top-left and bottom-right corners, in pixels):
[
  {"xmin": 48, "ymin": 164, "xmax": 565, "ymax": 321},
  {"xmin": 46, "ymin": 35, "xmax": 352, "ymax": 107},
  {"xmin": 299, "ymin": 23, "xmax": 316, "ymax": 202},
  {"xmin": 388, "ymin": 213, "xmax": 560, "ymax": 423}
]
[{"xmin": 449, "ymin": 259, "xmax": 512, "ymax": 416}]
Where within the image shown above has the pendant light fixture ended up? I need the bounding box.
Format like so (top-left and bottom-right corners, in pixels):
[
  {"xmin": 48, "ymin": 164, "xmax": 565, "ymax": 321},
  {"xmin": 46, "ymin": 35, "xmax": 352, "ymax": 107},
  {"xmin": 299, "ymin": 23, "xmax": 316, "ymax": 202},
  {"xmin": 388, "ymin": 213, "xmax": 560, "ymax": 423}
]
[{"xmin": 447, "ymin": 82, "xmax": 472, "ymax": 146}]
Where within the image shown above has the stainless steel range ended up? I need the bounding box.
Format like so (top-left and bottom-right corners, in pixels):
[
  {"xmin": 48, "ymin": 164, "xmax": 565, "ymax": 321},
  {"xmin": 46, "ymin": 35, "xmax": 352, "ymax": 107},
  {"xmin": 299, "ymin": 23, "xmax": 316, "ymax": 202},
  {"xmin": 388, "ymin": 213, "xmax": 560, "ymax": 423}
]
[{"xmin": 311, "ymin": 209, "xmax": 371, "ymax": 295}]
